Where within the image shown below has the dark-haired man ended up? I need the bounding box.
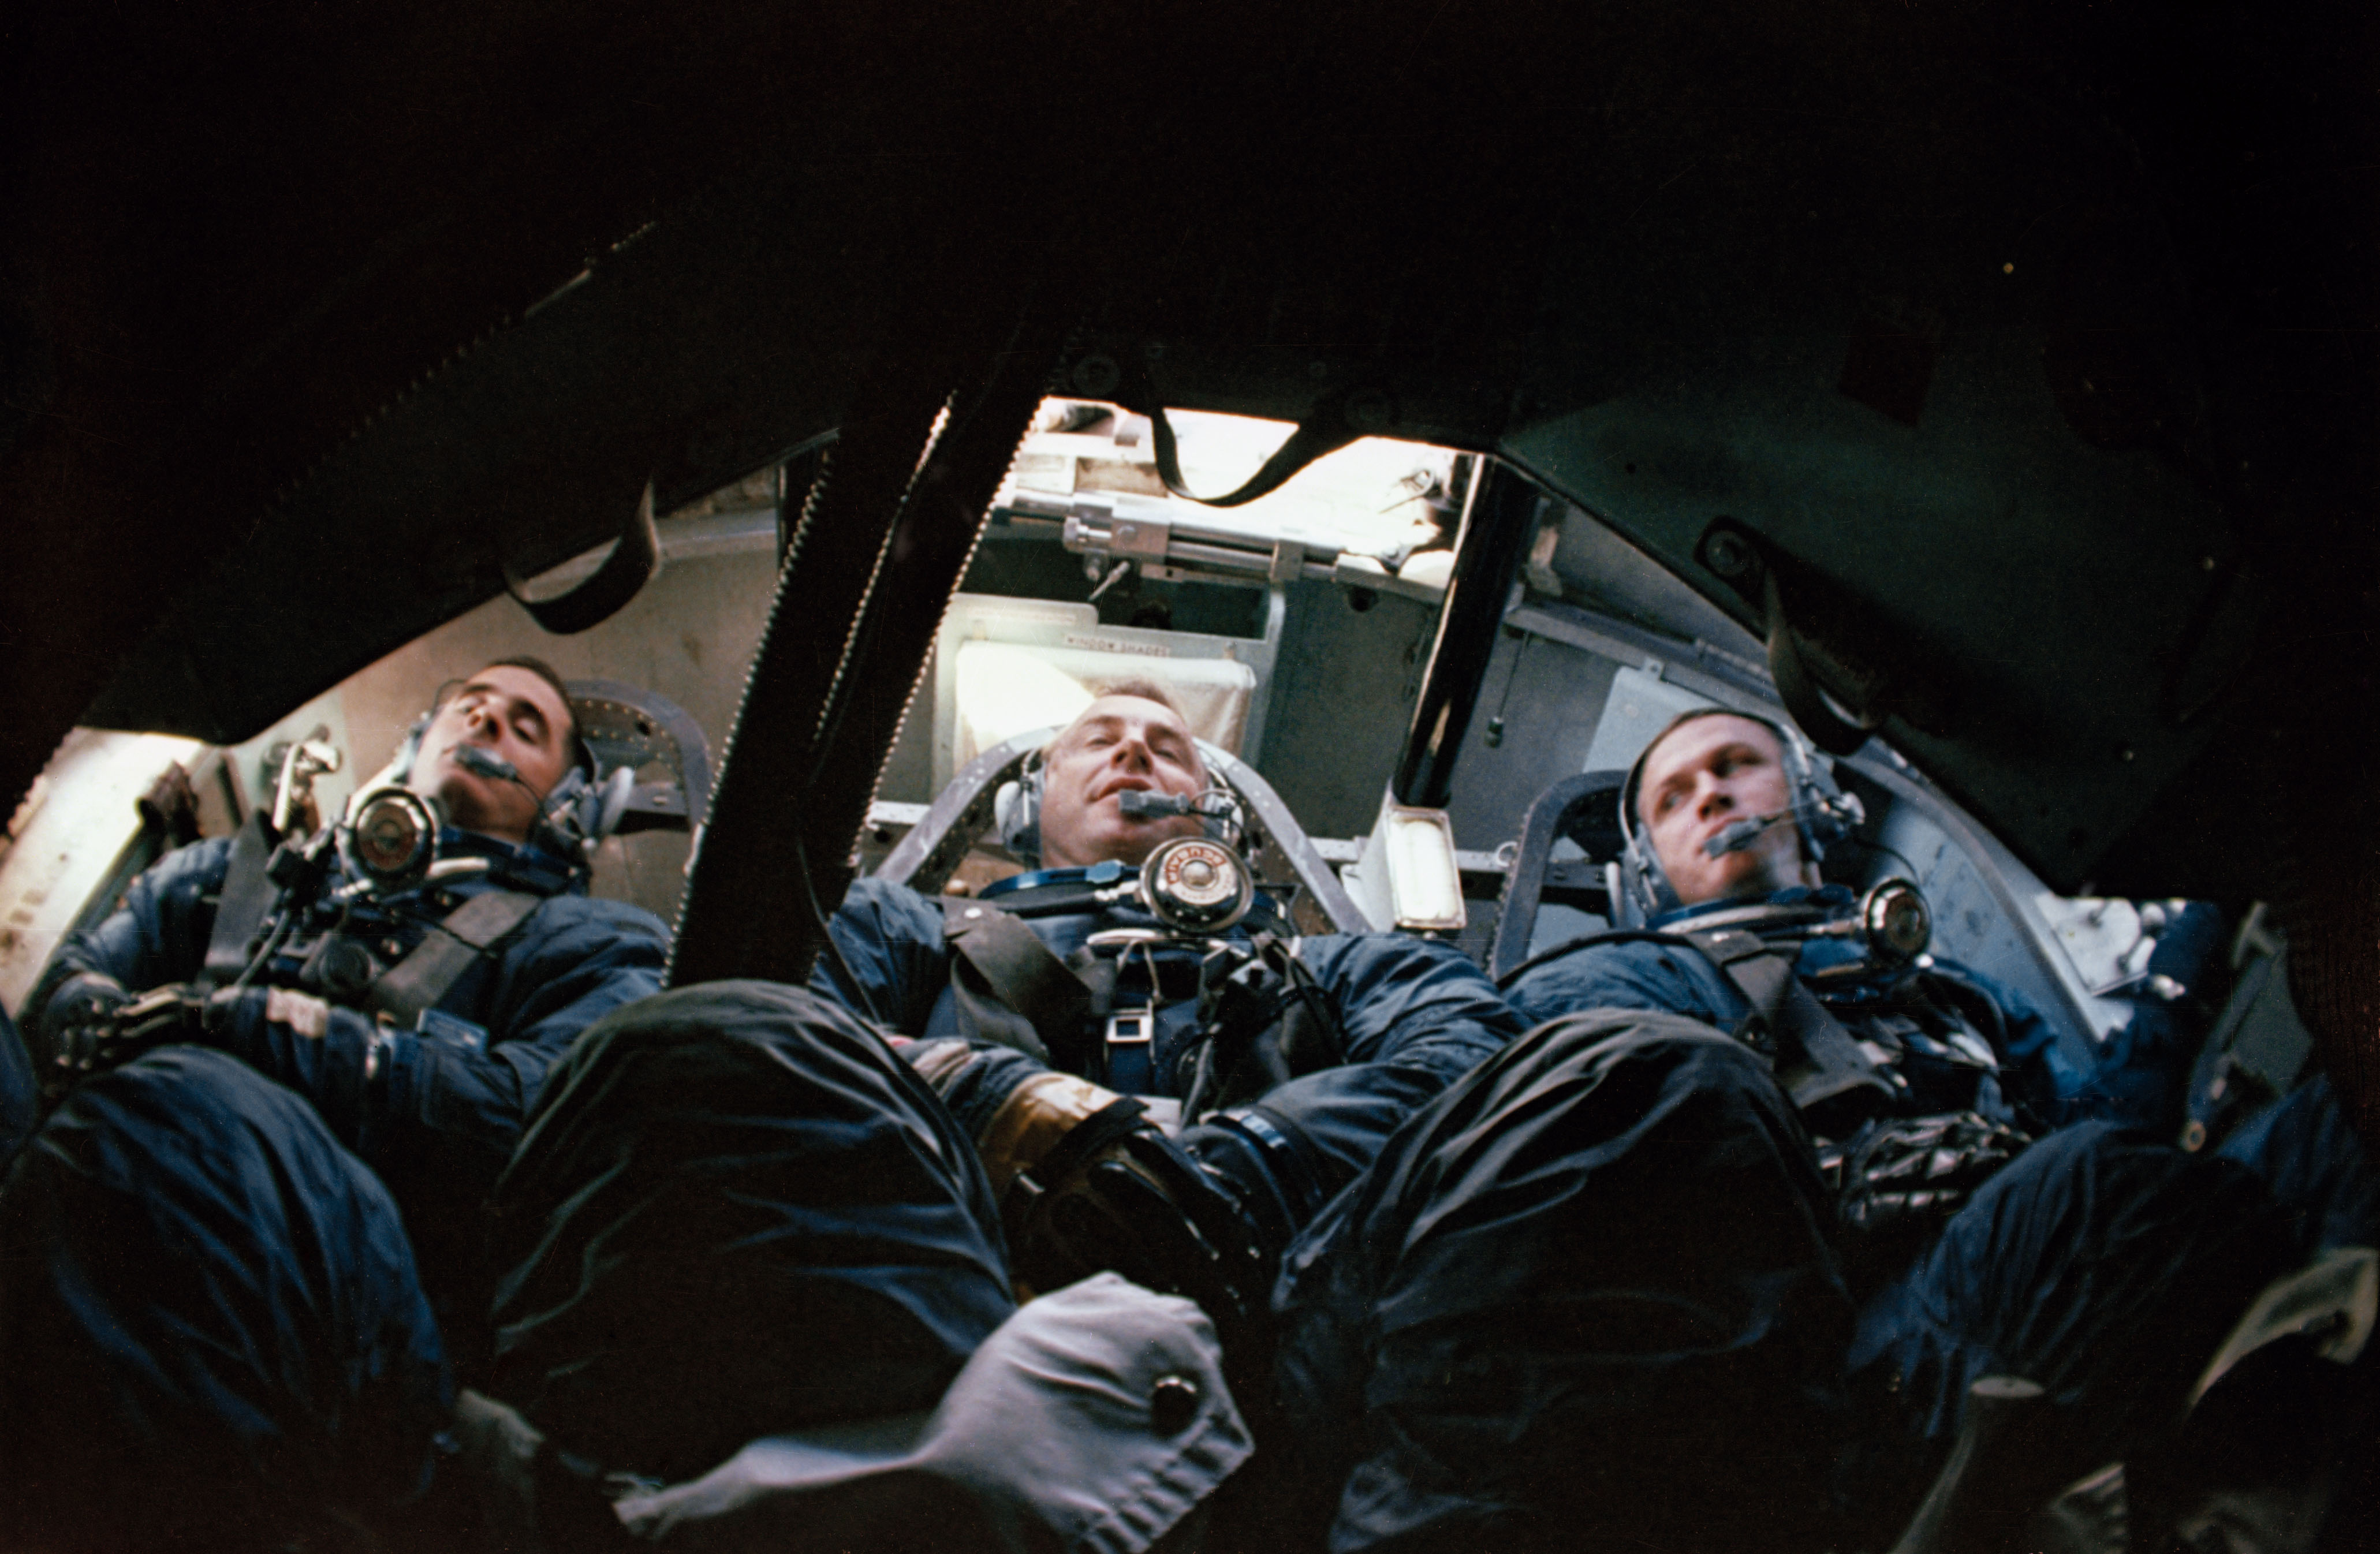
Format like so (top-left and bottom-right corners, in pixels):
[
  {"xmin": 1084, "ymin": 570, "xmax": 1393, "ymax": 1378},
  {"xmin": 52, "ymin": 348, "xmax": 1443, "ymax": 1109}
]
[
  {"xmin": 25, "ymin": 658, "xmax": 668, "ymax": 1211},
  {"xmin": 416, "ymin": 656, "xmax": 591, "ymax": 843},
  {"xmin": 3, "ymin": 658, "xmax": 670, "ymax": 1547}
]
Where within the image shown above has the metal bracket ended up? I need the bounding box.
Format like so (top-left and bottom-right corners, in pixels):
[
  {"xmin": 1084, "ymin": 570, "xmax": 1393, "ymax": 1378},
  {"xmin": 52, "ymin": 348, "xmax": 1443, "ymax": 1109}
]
[{"xmin": 874, "ymin": 726, "xmax": 1368, "ymax": 935}]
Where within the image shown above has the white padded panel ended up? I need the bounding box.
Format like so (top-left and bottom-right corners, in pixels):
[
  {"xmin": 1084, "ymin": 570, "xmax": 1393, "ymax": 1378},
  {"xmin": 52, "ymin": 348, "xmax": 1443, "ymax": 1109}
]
[
  {"xmin": 952, "ymin": 640, "xmax": 1254, "ymax": 774},
  {"xmin": 931, "ymin": 593, "xmax": 1264, "ymax": 790}
]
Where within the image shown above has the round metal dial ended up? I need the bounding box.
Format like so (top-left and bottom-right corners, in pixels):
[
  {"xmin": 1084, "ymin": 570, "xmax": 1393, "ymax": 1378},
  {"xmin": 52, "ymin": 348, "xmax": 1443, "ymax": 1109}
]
[
  {"xmin": 349, "ymin": 790, "xmax": 438, "ymax": 889},
  {"xmin": 1861, "ymin": 877, "xmax": 1932, "ymax": 963},
  {"xmin": 1141, "ymin": 836, "xmax": 1254, "ymax": 933}
]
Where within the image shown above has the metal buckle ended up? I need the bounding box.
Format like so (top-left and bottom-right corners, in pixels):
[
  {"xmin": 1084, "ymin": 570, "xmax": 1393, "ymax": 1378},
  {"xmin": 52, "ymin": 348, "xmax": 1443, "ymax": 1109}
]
[
  {"xmin": 1105, "ymin": 1010, "xmax": 1155, "ymax": 1046},
  {"xmin": 1086, "ymin": 928, "xmax": 1165, "ymax": 951}
]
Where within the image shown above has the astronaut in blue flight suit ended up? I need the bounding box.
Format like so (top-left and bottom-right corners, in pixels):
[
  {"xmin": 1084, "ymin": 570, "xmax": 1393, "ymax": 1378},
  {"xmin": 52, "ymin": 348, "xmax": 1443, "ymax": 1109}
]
[
  {"xmin": 473, "ymin": 682, "xmax": 1523, "ymax": 1540},
  {"xmin": 2, "ymin": 659, "xmax": 669, "ymax": 1550},
  {"xmin": 806, "ymin": 685, "xmax": 1523, "ymax": 1312},
  {"xmin": 1269, "ymin": 708, "xmax": 2298, "ymax": 1554}
]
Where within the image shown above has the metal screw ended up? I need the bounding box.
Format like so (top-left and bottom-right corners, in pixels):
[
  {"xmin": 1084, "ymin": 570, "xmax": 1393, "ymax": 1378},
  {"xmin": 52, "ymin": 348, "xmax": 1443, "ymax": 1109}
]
[
  {"xmin": 1704, "ymin": 529, "xmax": 1755, "ymax": 580},
  {"xmin": 1150, "ymin": 1374, "xmax": 1202, "ymax": 1435}
]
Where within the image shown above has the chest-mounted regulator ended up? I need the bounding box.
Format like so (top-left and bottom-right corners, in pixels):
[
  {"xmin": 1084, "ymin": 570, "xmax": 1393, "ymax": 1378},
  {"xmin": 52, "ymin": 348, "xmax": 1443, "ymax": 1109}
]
[
  {"xmin": 340, "ymin": 789, "xmax": 442, "ymax": 894},
  {"xmin": 330, "ymin": 787, "xmax": 500, "ymax": 901},
  {"xmin": 1857, "ymin": 877, "xmax": 1932, "ymax": 965},
  {"xmin": 1141, "ymin": 835, "xmax": 1255, "ymax": 935}
]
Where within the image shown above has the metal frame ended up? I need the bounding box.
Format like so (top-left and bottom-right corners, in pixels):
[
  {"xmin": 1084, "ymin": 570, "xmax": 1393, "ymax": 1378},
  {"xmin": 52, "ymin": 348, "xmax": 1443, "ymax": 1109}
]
[
  {"xmin": 566, "ymin": 678, "xmax": 714, "ymax": 834},
  {"xmin": 1486, "ymin": 771, "xmax": 1628, "ymax": 984},
  {"xmin": 875, "ymin": 725, "xmax": 1368, "ymax": 934},
  {"xmin": 1391, "ymin": 460, "xmax": 1539, "ymax": 810}
]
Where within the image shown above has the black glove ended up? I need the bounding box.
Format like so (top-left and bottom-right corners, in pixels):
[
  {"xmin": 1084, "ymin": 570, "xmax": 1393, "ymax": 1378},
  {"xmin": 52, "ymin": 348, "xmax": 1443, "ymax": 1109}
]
[
  {"xmin": 39, "ymin": 983, "xmax": 210, "ymax": 1103},
  {"xmin": 35, "ymin": 972, "xmax": 128, "ymax": 1049},
  {"xmin": 1005, "ymin": 1099, "xmax": 1272, "ymax": 1351},
  {"xmin": 1826, "ymin": 1111, "xmax": 2032, "ymax": 1239}
]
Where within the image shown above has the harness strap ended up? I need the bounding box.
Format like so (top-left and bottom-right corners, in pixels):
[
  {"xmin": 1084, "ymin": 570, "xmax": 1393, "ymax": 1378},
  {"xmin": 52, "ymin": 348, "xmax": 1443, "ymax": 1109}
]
[
  {"xmin": 199, "ymin": 813, "xmax": 282, "ymax": 990},
  {"xmin": 942, "ymin": 900, "xmax": 1100, "ymax": 1067},
  {"xmin": 1684, "ymin": 927, "xmax": 1898, "ymax": 1118},
  {"xmin": 368, "ymin": 890, "xmax": 543, "ymax": 1024}
]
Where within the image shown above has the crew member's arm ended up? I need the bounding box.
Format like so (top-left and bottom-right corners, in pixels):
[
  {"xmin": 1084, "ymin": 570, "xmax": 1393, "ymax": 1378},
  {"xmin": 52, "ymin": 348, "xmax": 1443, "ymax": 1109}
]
[
  {"xmin": 810, "ymin": 875, "xmax": 953, "ymax": 1033},
  {"xmin": 24, "ymin": 837, "xmax": 234, "ymax": 1047},
  {"xmin": 1178, "ymin": 935, "xmax": 1525, "ymax": 1230},
  {"xmin": 1502, "ymin": 937, "xmax": 1744, "ymax": 1029},
  {"xmin": 2007, "ymin": 902, "xmax": 2230, "ymax": 1136},
  {"xmin": 809, "ymin": 877, "xmax": 1060, "ymax": 1167},
  {"xmin": 200, "ymin": 897, "xmax": 669, "ymax": 1176}
]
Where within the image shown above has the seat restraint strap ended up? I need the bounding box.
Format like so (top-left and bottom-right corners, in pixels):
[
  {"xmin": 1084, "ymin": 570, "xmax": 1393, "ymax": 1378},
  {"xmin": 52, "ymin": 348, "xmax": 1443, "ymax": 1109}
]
[
  {"xmin": 369, "ymin": 890, "xmax": 543, "ymax": 1025},
  {"xmin": 1685, "ymin": 927, "xmax": 1898, "ymax": 1116},
  {"xmin": 199, "ymin": 812, "xmax": 283, "ymax": 991},
  {"xmin": 942, "ymin": 901, "xmax": 1100, "ymax": 1068}
]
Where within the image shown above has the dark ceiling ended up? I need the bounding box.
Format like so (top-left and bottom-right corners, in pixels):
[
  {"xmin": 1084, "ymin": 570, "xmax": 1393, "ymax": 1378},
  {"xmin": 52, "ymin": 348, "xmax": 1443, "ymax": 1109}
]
[{"xmin": 5, "ymin": 0, "xmax": 2372, "ymax": 1113}]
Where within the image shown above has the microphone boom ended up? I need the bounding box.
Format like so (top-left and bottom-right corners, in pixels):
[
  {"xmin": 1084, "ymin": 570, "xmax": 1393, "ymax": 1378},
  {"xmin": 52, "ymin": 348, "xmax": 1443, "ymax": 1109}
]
[{"xmin": 1703, "ymin": 810, "xmax": 1792, "ymax": 858}]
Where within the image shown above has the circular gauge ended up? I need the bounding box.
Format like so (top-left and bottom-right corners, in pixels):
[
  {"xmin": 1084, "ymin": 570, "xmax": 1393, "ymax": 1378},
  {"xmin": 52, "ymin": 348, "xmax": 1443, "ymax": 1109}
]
[
  {"xmin": 346, "ymin": 790, "xmax": 438, "ymax": 890},
  {"xmin": 1861, "ymin": 877, "xmax": 1932, "ymax": 963},
  {"xmin": 1141, "ymin": 836, "xmax": 1254, "ymax": 934}
]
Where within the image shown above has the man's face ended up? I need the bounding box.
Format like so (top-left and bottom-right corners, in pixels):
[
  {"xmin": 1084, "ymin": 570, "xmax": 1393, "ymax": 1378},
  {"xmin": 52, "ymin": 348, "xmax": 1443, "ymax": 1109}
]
[
  {"xmin": 409, "ymin": 665, "xmax": 576, "ymax": 842},
  {"xmin": 1035, "ymin": 696, "xmax": 1207, "ymax": 868},
  {"xmin": 1637, "ymin": 714, "xmax": 1816, "ymax": 906}
]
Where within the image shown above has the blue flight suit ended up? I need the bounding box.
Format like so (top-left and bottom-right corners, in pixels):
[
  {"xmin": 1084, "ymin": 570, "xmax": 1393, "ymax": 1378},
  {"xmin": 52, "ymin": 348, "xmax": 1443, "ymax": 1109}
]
[
  {"xmin": 2219, "ymin": 1073, "xmax": 2380, "ymax": 1257},
  {"xmin": 486, "ymin": 981, "xmax": 1019, "ymax": 1488},
  {"xmin": 1271, "ymin": 1007, "xmax": 1859, "ymax": 1554},
  {"xmin": 0, "ymin": 825, "xmax": 667, "ymax": 1547},
  {"xmin": 1462, "ymin": 887, "xmax": 2295, "ymax": 1545},
  {"xmin": 20, "ymin": 827, "xmax": 670, "ymax": 1362},
  {"xmin": 1507, "ymin": 885, "xmax": 2217, "ymax": 1135},
  {"xmin": 812, "ymin": 873, "xmax": 1523, "ymax": 1242},
  {"xmin": 814, "ymin": 876, "xmax": 1886, "ymax": 1552},
  {"xmin": 0, "ymin": 1041, "xmax": 452, "ymax": 1551},
  {"xmin": 451, "ymin": 873, "xmax": 1515, "ymax": 1531}
]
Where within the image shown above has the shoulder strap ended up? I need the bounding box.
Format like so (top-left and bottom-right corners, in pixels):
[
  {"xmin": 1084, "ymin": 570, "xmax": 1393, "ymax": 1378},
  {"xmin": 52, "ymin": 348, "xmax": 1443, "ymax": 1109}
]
[
  {"xmin": 368, "ymin": 890, "xmax": 544, "ymax": 1025},
  {"xmin": 199, "ymin": 813, "xmax": 283, "ymax": 990},
  {"xmin": 941, "ymin": 900, "xmax": 1099, "ymax": 1067},
  {"xmin": 1683, "ymin": 927, "xmax": 1899, "ymax": 1118}
]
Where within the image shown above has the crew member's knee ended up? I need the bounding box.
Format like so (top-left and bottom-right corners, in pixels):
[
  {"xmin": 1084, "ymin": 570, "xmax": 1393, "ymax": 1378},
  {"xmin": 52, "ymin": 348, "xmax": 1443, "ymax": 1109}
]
[
  {"xmin": 1, "ymin": 1047, "xmax": 446, "ymax": 1551},
  {"xmin": 1517, "ymin": 1006, "xmax": 1782, "ymax": 1107},
  {"xmin": 14, "ymin": 1044, "xmax": 369, "ymax": 1204},
  {"xmin": 532, "ymin": 978, "xmax": 911, "ymax": 1124},
  {"xmin": 40, "ymin": 1042, "xmax": 290, "ymax": 1133}
]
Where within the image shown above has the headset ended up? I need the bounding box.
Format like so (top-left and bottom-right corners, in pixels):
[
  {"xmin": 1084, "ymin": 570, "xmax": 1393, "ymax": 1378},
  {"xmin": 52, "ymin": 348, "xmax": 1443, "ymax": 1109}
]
[
  {"xmin": 1614, "ymin": 707, "xmax": 1865, "ymax": 923},
  {"xmin": 995, "ymin": 749, "xmax": 1047, "ymax": 861}
]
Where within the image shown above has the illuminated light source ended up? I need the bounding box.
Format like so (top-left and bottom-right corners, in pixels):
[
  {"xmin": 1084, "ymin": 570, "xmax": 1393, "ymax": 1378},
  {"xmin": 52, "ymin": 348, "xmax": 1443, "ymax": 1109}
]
[{"xmin": 1355, "ymin": 804, "xmax": 1465, "ymax": 932}]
